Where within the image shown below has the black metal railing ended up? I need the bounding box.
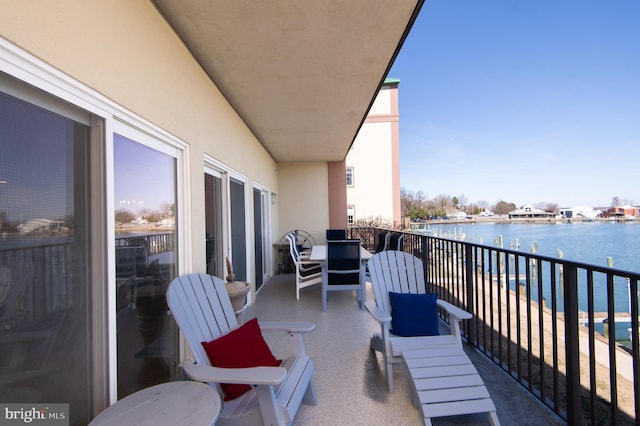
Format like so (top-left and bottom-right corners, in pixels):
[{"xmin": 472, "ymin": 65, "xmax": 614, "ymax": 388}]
[
  {"xmin": 350, "ymin": 226, "xmax": 640, "ymax": 425},
  {"xmin": 115, "ymin": 232, "xmax": 175, "ymax": 256},
  {"xmin": 0, "ymin": 232, "xmax": 176, "ymax": 329},
  {"xmin": 0, "ymin": 238, "xmax": 75, "ymax": 330}
]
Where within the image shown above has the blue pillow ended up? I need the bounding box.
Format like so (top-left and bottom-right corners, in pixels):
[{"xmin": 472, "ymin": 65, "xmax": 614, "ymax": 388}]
[{"xmin": 389, "ymin": 292, "xmax": 440, "ymax": 337}]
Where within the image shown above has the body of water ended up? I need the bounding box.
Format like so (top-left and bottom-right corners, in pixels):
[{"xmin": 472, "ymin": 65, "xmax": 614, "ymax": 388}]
[
  {"xmin": 418, "ymin": 222, "xmax": 640, "ymax": 326},
  {"xmin": 426, "ymin": 221, "xmax": 640, "ymax": 272}
]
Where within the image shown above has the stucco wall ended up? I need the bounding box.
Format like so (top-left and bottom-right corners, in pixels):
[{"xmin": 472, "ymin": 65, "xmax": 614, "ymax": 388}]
[
  {"xmin": 368, "ymin": 86, "xmax": 392, "ymax": 115},
  {"xmin": 346, "ymin": 82, "xmax": 400, "ymax": 225},
  {"xmin": 277, "ymin": 162, "xmax": 329, "ymax": 245},
  {"xmin": 347, "ymin": 122, "xmax": 395, "ymax": 221}
]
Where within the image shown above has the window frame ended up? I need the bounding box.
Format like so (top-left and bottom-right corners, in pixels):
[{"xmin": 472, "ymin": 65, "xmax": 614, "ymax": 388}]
[
  {"xmin": 204, "ymin": 155, "xmax": 251, "ymax": 301},
  {"xmin": 346, "ymin": 166, "xmax": 354, "ymax": 187}
]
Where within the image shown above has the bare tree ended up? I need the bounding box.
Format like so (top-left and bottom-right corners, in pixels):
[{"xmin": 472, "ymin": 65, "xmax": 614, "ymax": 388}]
[
  {"xmin": 400, "ymin": 188, "xmax": 427, "ymax": 216},
  {"xmin": 433, "ymin": 194, "xmax": 452, "ymax": 211},
  {"xmin": 611, "ymin": 196, "xmax": 620, "ymax": 207},
  {"xmin": 492, "ymin": 200, "xmax": 516, "ymax": 215},
  {"xmin": 534, "ymin": 202, "xmax": 559, "ymax": 213},
  {"xmin": 456, "ymin": 194, "xmax": 468, "ymax": 210}
]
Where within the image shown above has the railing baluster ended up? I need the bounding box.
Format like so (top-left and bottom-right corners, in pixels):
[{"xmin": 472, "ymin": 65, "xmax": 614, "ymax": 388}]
[
  {"xmin": 465, "ymin": 243, "xmax": 476, "ymax": 344},
  {"xmin": 606, "ymin": 273, "xmax": 618, "ymax": 423},
  {"xmin": 481, "ymin": 248, "xmax": 489, "ymax": 355},
  {"xmin": 631, "ymin": 277, "xmax": 640, "ymax": 420},
  {"xmin": 564, "ymin": 264, "xmax": 582, "ymax": 426},
  {"xmin": 537, "ymin": 259, "xmax": 545, "ymax": 404},
  {"xmin": 525, "ymin": 255, "xmax": 533, "ymax": 391},
  {"xmin": 550, "ymin": 261, "xmax": 559, "ymax": 412},
  {"xmin": 587, "ymin": 270, "xmax": 597, "ymax": 425}
]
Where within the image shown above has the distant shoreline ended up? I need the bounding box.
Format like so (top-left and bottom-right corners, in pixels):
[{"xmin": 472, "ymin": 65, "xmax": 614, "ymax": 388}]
[{"xmin": 408, "ymin": 216, "xmax": 635, "ymax": 227}]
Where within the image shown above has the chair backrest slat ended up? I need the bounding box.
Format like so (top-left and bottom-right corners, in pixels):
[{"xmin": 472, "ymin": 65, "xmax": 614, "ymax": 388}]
[
  {"xmin": 287, "ymin": 233, "xmax": 301, "ymax": 261},
  {"xmin": 167, "ymin": 273, "xmax": 238, "ymax": 366},
  {"xmin": 369, "ymin": 251, "xmax": 426, "ymax": 314}
]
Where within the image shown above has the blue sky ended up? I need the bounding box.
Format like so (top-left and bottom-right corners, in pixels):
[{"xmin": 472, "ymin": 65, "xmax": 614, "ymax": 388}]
[{"xmin": 390, "ymin": 1, "xmax": 640, "ymax": 208}]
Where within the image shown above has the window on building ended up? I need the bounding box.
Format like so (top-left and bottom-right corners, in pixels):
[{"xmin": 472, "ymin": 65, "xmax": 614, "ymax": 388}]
[
  {"xmin": 347, "ymin": 205, "xmax": 355, "ymax": 225},
  {"xmin": 346, "ymin": 167, "xmax": 354, "ymax": 187}
]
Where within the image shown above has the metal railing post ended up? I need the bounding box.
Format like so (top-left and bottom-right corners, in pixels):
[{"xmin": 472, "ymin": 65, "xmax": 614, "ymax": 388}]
[
  {"xmin": 564, "ymin": 264, "xmax": 583, "ymax": 425},
  {"xmin": 464, "ymin": 243, "xmax": 476, "ymax": 344}
]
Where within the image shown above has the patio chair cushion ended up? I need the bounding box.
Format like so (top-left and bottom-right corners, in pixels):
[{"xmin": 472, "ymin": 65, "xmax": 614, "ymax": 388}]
[
  {"xmin": 389, "ymin": 292, "xmax": 440, "ymax": 337},
  {"xmin": 201, "ymin": 318, "xmax": 282, "ymax": 400}
]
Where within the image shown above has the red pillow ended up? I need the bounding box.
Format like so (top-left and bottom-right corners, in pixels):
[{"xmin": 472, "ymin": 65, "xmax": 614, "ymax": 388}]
[{"xmin": 201, "ymin": 318, "xmax": 281, "ymax": 401}]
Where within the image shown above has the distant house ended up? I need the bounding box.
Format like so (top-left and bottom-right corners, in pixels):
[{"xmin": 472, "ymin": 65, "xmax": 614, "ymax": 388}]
[
  {"xmin": 602, "ymin": 205, "xmax": 640, "ymax": 219},
  {"xmin": 508, "ymin": 205, "xmax": 555, "ymax": 219},
  {"xmin": 559, "ymin": 206, "xmax": 601, "ymax": 220},
  {"xmin": 18, "ymin": 219, "xmax": 64, "ymax": 235},
  {"xmin": 159, "ymin": 217, "xmax": 175, "ymax": 227}
]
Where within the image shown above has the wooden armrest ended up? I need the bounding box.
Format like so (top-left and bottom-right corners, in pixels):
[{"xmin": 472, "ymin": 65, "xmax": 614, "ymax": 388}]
[
  {"xmin": 437, "ymin": 299, "xmax": 472, "ymax": 320},
  {"xmin": 259, "ymin": 321, "xmax": 316, "ymax": 333},
  {"xmin": 180, "ymin": 359, "xmax": 286, "ymax": 385},
  {"xmin": 365, "ymin": 299, "xmax": 391, "ymax": 323}
]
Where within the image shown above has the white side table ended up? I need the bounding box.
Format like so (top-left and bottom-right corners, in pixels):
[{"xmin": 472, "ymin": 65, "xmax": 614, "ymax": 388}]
[{"xmin": 90, "ymin": 381, "xmax": 221, "ymax": 426}]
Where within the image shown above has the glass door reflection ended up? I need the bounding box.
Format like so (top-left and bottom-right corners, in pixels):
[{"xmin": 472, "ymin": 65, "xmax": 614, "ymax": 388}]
[{"xmin": 114, "ymin": 134, "xmax": 178, "ymax": 398}]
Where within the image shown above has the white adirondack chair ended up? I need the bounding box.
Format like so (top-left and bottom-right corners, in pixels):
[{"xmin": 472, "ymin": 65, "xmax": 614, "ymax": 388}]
[
  {"xmin": 365, "ymin": 250, "xmax": 472, "ymax": 393},
  {"xmin": 286, "ymin": 233, "xmax": 322, "ymax": 299},
  {"xmin": 366, "ymin": 251, "xmax": 499, "ymax": 425},
  {"xmin": 166, "ymin": 273, "xmax": 317, "ymax": 426}
]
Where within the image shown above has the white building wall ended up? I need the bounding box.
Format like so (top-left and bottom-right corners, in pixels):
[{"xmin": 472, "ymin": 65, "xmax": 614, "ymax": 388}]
[
  {"xmin": 346, "ymin": 121, "xmax": 394, "ymax": 222},
  {"xmin": 277, "ymin": 162, "xmax": 329, "ymax": 245},
  {"xmin": 368, "ymin": 86, "xmax": 392, "ymax": 115},
  {"xmin": 345, "ymin": 83, "xmax": 399, "ymax": 225}
]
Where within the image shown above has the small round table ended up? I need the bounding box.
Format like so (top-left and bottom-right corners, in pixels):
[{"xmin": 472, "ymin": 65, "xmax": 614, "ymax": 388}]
[{"xmin": 90, "ymin": 381, "xmax": 221, "ymax": 425}]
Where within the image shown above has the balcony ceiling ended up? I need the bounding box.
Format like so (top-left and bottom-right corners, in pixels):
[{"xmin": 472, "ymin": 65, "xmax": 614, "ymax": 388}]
[{"xmin": 153, "ymin": 0, "xmax": 423, "ymax": 162}]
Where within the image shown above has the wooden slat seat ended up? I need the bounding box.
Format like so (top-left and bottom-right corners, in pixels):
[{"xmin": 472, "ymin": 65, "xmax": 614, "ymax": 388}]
[{"xmin": 403, "ymin": 347, "xmax": 499, "ymax": 426}]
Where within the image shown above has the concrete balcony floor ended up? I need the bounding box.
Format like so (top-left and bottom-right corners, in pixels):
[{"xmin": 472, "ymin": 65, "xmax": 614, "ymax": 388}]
[{"xmin": 244, "ymin": 274, "xmax": 566, "ymax": 426}]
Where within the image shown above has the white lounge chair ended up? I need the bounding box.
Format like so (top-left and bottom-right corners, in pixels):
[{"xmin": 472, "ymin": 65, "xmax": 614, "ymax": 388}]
[
  {"xmin": 365, "ymin": 251, "xmax": 499, "ymax": 425},
  {"xmin": 167, "ymin": 273, "xmax": 317, "ymax": 426}
]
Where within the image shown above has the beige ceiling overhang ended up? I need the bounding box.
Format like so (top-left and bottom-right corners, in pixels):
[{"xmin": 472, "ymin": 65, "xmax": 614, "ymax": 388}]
[{"xmin": 153, "ymin": 1, "xmax": 423, "ymax": 162}]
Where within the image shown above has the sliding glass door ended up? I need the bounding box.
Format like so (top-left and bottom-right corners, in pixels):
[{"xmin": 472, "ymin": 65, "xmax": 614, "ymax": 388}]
[
  {"xmin": 229, "ymin": 178, "xmax": 246, "ymax": 281},
  {"xmin": 113, "ymin": 133, "xmax": 179, "ymax": 398},
  {"xmin": 204, "ymin": 172, "xmax": 224, "ymax": 277},
  {"xmin": 0, "ymin": 83, "xmax": 96, "ymax": 425}
]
